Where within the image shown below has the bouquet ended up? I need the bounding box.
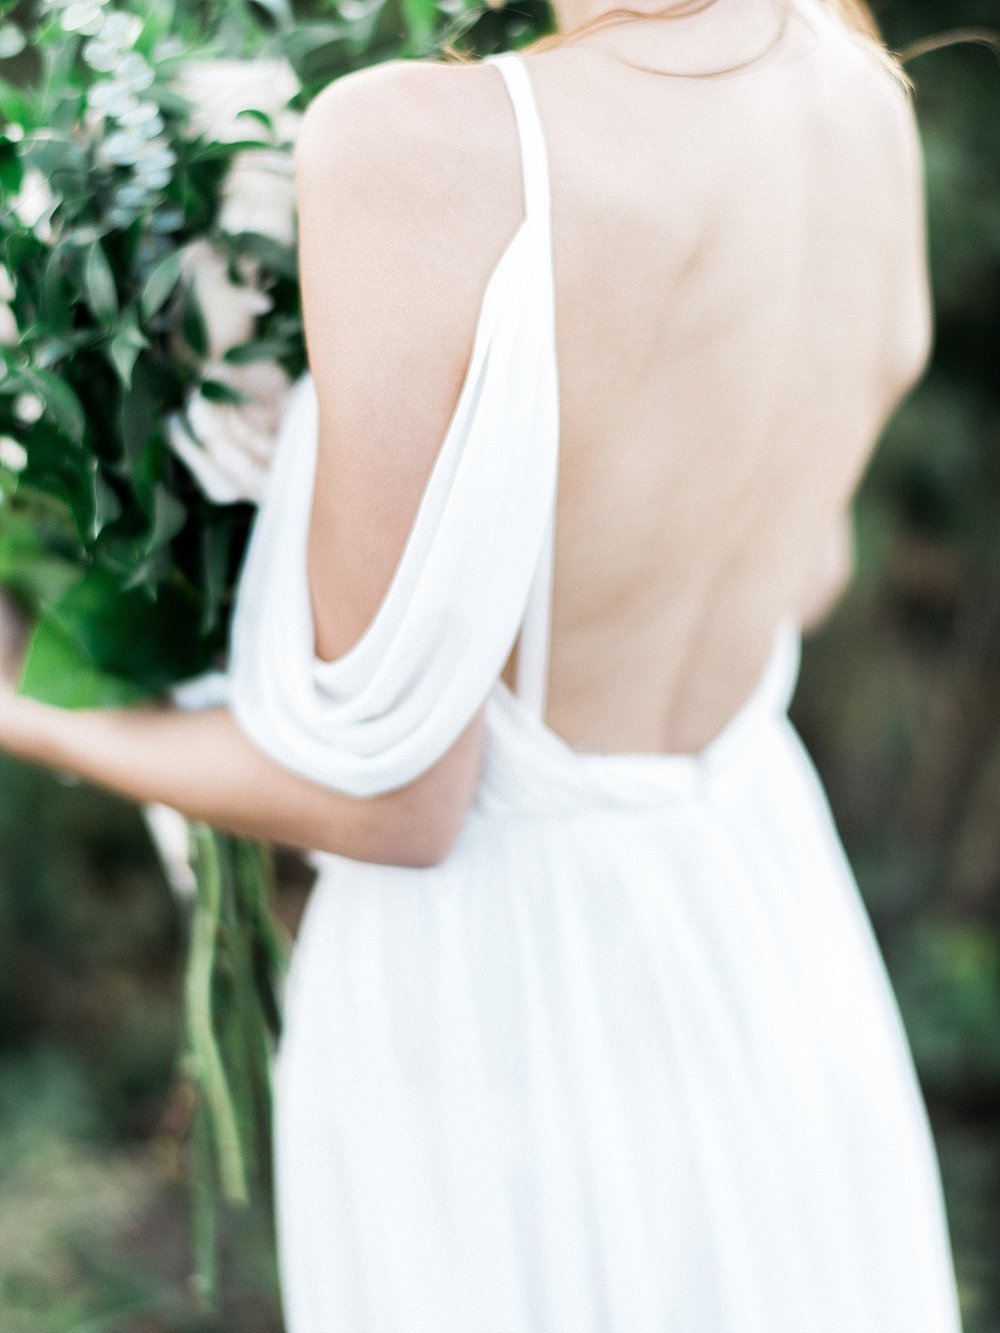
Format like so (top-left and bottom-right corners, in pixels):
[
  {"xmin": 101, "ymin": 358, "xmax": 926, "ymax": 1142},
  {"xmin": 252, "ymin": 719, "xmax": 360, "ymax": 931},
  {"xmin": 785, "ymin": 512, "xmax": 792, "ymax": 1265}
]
[
  {"xmin": 0, "ymin": 0, "xmax": 530, "ymax": 1305},
  {"xmin": 0, "ymin": 0, "xmax": 312, "ymax": 1301}
]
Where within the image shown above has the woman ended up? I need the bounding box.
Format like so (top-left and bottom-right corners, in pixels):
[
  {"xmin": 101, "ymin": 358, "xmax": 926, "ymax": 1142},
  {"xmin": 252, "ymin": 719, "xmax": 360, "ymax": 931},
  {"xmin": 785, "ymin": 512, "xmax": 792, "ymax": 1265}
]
[{"xmin": 0, "ymin": 0, "xmax": 965, "ymax": 1327}]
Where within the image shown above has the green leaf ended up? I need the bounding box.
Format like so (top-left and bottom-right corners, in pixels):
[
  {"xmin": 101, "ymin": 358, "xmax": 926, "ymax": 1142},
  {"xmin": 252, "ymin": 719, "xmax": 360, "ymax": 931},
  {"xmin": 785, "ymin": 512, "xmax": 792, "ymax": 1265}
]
[
  {"xmin": 36, "ymin": 339, "xmax": 90, "ymax": 370},
  {"xmin": 19, "ymin": 616, "xmax": 150, "ymax": 708},
  {"xmin": 141, "ymin": 249, "xmax": 182, "ymax": 321},
  {"xmin": 199, "ymin": 520, "xmax": 233, "ymax": 636},
  {"xmin": 40, "ymin": 248, "xmax": 72, "ymax": 334},
  {"xmin": 154, "ymin": 86, "xmax": 196, "ymax": 119},
  {"xmin": 400, "ymin": 0, "xmax": 437, "ymax": 48},
  {"xmin": 108, "ymin": 312, "xmax": 149, "ymax": 389},
  {"xmin": 188, "ymin": 138, "xmax": 285, "ymax": 163},
  {"xmin": 235, "ymin": 108, "xmax": 275, "ymax": 134},
  {"xmin": 4, "ymin": 230, "xmax": 43, "ymax": 276},
  {"xmin": 0, "ymin": 137, "xmax": 22, "ymax": 196},
  {"xmin": 23, "ymin": 369, "xmax": 86, "ymax": 446},
  {"xmin": 0, "ymin": 77, "xmax": 33, "ymax": 128},
  {"xmin": 222, "ymin": 338, "xmax": 288, "ymax": 366},
  {"xmin": 0, "ymin": 511, "xmax": 81, "ymax": 613},
  {"xmin": 42, "ymin": 564, "xmax": 216, "ymax": 691},
  {"xmin": 279, "ymin": 20, "xmax": 352, "ymax": 64},
  {"xmin": 109, "ymin": 332, "xmax": 141, "ymax": 388},
  {"xmin": 142, "ymin": 482, "xmax": 188, "ymax": 554},
  {"xmin": 87, "ymin": 462, "xmax": 124, "ymax": 540},
  {"xmin": 24, "ymin": 133, "xmax": 86, "ymax": 192},
  {"xmin": 180, "ymin": 286, "xmax": 209, "ymax": 358},
  {"xmin": 246, "ymin": 0, "xmax": 294, "ymax": 31},
  {"xmin": 230, "ymin": 231, "xmax": 297, "ymax": 280},
  {"xmin": 200, "ymin": 378, "xmax": 252, "ymax": 406},
  {"xmin": 117, "ymin": 355, "xmax": 168, "ymax": 471},
  {"xmin": 84, "ymin": 240, "xmax": 119, "ymax": 323}
]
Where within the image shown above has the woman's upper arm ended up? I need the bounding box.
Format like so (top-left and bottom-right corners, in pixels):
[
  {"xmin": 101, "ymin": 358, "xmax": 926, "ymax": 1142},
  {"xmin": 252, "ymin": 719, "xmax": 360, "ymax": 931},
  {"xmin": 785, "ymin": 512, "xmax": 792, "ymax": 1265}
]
[
  {"xmin": 290, "ymin": 63, "xmax": 499, "ymax": 861},
  {"xmin": 295, "ymin": 65, "xmax": 459, "ymax": 662}
]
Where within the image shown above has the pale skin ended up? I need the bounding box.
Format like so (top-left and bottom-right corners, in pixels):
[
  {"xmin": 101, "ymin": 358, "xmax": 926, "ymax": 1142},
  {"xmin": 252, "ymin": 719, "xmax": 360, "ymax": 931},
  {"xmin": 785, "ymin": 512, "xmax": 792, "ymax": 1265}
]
[{"xmin": 0, "ymin": 0, "xmax": 932, "ymax": 865}]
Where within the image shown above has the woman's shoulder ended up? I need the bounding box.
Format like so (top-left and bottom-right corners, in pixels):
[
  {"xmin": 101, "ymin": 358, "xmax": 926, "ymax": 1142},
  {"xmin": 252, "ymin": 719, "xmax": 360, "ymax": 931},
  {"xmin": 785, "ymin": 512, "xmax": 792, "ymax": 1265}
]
[
  {"xmin": 292, "ymin": 55, "xmax": 526, "ymax": 291},
  {"xmin": 294, "ymin": 55, "xmax": 509, "ymax": 187}
]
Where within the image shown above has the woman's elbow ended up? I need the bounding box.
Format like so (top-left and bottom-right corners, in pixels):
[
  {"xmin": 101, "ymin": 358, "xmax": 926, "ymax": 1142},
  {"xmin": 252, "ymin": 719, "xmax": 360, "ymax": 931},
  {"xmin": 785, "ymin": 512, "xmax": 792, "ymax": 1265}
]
[
  {"xmin": 372, "ymin": 795, "xmax": 474, "ymax": 869},
  {"xmin": 306, "ymin": 708, "xmax": 487, "ymax": 868},
  {"xmin": 310, "ymin": 813, "xmax": 466, "ymax": 870},
  {"xmin": 305, "ymin": 780, "xmax": 475, "ymax": 869}
]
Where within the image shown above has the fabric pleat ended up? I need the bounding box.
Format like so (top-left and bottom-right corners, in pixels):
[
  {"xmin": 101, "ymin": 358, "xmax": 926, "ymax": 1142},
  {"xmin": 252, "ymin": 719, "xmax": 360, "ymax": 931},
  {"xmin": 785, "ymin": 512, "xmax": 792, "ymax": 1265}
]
[{"xmin": 278, "ymin": 700, "xmax": 965, "ymax": 1330}]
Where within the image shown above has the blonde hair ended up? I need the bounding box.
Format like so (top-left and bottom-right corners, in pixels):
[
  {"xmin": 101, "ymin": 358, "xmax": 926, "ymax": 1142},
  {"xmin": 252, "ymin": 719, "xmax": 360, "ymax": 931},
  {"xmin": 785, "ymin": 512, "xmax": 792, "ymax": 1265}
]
[{"xmin": 442, "ymin": 0, "xmax": 1000, "ymax": 99}]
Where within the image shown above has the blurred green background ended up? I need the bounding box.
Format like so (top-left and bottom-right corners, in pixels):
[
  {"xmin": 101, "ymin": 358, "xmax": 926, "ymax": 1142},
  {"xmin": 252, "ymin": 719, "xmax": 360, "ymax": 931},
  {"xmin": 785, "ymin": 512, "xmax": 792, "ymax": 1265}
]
[{"xmin": 2, "ymin": 0, "xmax": 999, "ymax": 1328}]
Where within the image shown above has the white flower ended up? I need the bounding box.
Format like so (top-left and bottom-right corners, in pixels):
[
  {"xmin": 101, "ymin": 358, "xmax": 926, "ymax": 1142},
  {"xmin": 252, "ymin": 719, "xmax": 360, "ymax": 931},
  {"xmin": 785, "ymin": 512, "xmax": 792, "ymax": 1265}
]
[
  {"xmin": 174, "ymin": 57, "xmax": 300, "ymax": 146},
  {"xmin": 99, "ymin": 126, "xmax": 149, "ymax": 165},
  {"xmin": 134, "ymin": 167, "xmax": 171, "ymax": 192},
  {"xmin": 0, "ymin": 266, "xmax": 16, "ymax": 345},
  {"xmin": 166, "ymin": 359, "xmax": 291, "ymax": 504},
  {"xmin": 10, "ymin": 169, "xmax": 59, "ymax": 242},
  {"xmin": 14, "ymin": 393, "xmax": 43, "ymax": 424},
  {"xmin": 98, "ymin": 11, "xmax": 142, "ymax": 50},
  {"xmin": 87, "ymin": 78, "xmax": 137, "ymax": 118},
  {"xmin": 114, "ymin": 182, "xmax": 152, "ymax": 209},
  {"xmin": 0, "ymin": 23, "xmax": 27, "ymax": 57},
  {"xmin": 178, "ymin": 239, "xmax": 272, "ymax": 361},
  {"xmin": 82, "ymin": 37, "xmax": 120, "ymax": 73},
  {"xmin": 133, "ymin": 140, "xmax": 176, "ymax": 170},
  {"xmin": 150, "ymin": 206, "xmax": 184, "ymax": 234},
  {"xmin": 0, "ymin": 436, "xmax": 27, "ymax": 471},
  {"xmin": 118, "ymin": 100, "xmax": 163, "ymax": 134},
  {"xmin": 218, "ymin": 147, "xmax": 297, "ymax": 247},
  {"xmin": 117, "ymin": 52, "xmax": 154, "ymax": 93},
  {"xmin": 61, "ymin": 1, "xmax": 109, "ymax": 35}
]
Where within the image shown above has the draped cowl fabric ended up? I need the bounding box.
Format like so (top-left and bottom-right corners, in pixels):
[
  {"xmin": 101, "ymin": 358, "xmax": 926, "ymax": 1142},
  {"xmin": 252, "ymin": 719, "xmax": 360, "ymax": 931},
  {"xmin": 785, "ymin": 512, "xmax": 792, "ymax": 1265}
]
[{"xmin": 216, "ymin": 53, "xmax": 558, "ymax": 800}]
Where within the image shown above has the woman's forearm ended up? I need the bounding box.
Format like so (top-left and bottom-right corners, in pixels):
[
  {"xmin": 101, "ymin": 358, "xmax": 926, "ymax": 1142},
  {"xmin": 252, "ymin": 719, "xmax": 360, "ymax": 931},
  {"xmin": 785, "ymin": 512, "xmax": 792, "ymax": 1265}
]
[{"xmin": 0, "ymin": 692, "xmax": 473, "ymax": 867}]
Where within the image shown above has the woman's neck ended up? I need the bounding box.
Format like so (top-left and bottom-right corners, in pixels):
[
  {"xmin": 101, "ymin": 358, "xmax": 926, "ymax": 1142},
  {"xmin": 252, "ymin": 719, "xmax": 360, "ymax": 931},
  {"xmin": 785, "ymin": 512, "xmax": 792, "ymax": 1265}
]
[{"xmin": 549, "ymin": 0, "xmax": 799, "ymax": 57}]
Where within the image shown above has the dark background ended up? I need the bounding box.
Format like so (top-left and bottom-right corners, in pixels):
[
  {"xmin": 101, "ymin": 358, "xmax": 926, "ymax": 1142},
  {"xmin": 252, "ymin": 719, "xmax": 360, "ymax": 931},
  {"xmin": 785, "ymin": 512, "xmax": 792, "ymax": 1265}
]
[{"xmin": 1, "ymin": 0, "xmax": 998, "ymax": 1327}]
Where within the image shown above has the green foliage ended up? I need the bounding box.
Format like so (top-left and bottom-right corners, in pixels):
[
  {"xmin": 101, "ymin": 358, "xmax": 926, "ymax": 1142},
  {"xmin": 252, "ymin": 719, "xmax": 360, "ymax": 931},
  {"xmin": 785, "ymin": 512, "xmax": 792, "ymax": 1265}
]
[
  {"xmin": 0, "ymin": 0, "xmax": 311, "ymax": 706},
  {"xmin": 19, "ymin": 617, "xmax": 150, "ymax": 708}
]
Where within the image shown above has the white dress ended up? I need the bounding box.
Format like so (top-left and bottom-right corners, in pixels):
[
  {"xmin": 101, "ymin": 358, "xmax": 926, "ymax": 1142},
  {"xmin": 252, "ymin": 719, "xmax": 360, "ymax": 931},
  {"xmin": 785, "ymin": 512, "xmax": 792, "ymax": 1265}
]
[{"xmin": 222, "ymin": 51, "xmax": 965, "ymax": 1333}]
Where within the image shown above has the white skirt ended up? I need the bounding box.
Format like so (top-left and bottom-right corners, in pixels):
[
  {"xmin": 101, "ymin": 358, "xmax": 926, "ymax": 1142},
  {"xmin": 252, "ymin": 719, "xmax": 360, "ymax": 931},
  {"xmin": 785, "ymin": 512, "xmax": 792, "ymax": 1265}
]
[{"xmin": 272, "ymin": 621, "xmax": 964, "ymax": 1332}]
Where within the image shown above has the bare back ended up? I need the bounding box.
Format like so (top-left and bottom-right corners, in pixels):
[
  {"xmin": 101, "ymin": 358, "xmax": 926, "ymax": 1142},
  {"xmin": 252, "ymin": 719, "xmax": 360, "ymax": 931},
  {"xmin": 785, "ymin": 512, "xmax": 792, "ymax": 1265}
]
[{"xmin": 489, "ymin": 0, "xmax": 934, "ymax": 754}]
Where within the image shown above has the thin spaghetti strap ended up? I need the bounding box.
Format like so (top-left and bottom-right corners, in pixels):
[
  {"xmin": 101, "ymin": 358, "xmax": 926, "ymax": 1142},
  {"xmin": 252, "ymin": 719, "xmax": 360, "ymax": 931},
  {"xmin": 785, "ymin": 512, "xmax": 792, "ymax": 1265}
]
[
  {"xmin": 485, "ymin": 52, "xmax": 559, "ymax": 723},
  {"xmin": 484, "ymin": 53, "xmax": 553, "ymax": 233}
]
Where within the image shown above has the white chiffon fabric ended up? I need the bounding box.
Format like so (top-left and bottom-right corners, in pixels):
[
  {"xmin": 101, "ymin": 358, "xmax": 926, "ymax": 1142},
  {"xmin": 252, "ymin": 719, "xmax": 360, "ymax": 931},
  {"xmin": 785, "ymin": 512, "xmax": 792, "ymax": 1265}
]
[
  {"xmin": 208, "ymin": 52, "xmax": 964, "ymax": 1333},
  {"xmin": 223, "ymin": 57, "xmax": 558, "ymax": 795}
]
